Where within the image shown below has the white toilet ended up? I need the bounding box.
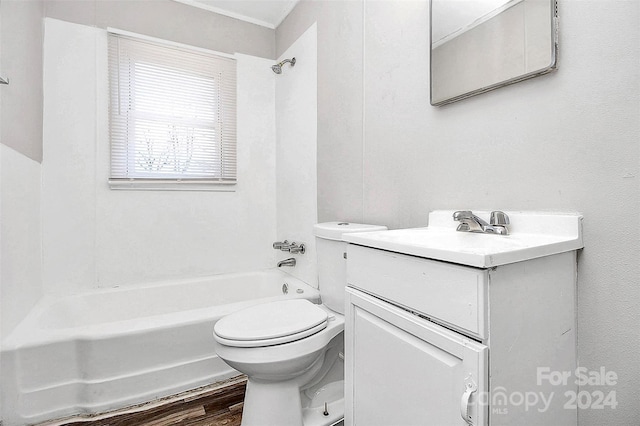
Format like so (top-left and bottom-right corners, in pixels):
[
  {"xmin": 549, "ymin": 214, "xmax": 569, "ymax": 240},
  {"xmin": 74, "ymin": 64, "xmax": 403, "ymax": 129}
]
[{"xmin": 213, "ymin": 222, "xmax": 386, "ymax": 426}]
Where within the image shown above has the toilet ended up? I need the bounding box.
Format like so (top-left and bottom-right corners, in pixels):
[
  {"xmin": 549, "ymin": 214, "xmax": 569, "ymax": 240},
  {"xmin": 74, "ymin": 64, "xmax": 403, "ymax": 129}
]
[{"xmin": 213, "ymin": 222, "xmax": 386, "ymax": 426}]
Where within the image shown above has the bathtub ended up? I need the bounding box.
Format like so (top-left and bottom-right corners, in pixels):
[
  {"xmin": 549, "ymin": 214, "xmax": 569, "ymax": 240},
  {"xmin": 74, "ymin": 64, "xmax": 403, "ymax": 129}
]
[{"xmin": 0, "ymin": 269, "xmax": 319, "ymax": 426}]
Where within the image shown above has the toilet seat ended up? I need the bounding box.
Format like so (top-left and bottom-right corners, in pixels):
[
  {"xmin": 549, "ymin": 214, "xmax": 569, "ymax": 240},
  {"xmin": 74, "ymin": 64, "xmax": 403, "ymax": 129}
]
[{"xmin": 214, "ymin": 299, "xmax": 329, "ymax": 348}]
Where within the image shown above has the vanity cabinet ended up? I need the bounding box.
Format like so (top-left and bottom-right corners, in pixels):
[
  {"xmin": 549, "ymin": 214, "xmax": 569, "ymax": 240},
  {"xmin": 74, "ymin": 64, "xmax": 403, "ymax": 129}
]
[{"xmin": 344, "ymin": 244, "xmax": 578, "ymax": 426}]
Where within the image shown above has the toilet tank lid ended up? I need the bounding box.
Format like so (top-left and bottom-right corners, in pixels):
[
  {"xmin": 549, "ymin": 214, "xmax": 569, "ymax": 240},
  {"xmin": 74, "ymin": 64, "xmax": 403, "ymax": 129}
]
[{"xmin": 313, "ymin": 222, "xmax": 387, "ymax": 241}]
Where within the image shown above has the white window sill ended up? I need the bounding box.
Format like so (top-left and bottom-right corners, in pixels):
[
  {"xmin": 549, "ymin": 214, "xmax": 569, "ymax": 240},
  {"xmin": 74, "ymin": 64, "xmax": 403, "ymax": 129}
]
[{"xmin": 109, "ymin": 179, "xmax": 237, "ymax": 192}]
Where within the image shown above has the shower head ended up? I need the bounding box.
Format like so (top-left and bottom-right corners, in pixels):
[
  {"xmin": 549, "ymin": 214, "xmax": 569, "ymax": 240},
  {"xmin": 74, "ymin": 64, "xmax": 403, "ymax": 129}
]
[{"xmin": 271, "ymin": 57, "xmax": 296, "ymax": 74}]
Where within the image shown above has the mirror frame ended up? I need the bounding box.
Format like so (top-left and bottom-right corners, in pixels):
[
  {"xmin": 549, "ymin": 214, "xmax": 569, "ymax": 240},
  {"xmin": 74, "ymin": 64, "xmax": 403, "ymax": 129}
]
[{"xmin": 430, "ymin": 0, "xmax": 558, "ymax": 106}]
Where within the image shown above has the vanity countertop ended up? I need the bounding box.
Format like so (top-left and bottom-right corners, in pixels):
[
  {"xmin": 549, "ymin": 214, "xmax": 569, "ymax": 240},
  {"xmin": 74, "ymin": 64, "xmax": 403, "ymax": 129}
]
[{"xmin": 344, "ymin": 210, "xmax": 583, "ymax": 268}]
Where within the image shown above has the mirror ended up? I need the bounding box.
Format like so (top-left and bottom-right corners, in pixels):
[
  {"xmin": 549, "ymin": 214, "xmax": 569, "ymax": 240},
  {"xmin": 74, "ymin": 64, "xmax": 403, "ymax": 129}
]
[{"xmin": 430, "ymin": 0, "xmax": 557, "ymax": 106}]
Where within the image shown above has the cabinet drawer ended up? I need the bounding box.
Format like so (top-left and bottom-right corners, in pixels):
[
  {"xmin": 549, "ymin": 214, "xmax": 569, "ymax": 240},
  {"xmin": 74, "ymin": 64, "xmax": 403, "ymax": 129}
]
[{"xmin": 347, "ymin": 244, "xmax": 487, "ymax": 338}]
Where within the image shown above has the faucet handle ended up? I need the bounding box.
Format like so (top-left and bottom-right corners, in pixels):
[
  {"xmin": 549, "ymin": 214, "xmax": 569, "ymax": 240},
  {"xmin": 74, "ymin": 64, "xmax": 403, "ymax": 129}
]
[
  {"xmin": 490, "ymin": 211, "xmax": 510, "ymax": 226},
  {"xmin": 453, "ymin": 211, "xmax": 474, "ymax": 221},
  {"xmin": 287, "ymin": 242, "xmax": 306, "ymax": 254},
  {"xmin": 273, "ymin": 240, "xmax": 289, "ymax": 250}
]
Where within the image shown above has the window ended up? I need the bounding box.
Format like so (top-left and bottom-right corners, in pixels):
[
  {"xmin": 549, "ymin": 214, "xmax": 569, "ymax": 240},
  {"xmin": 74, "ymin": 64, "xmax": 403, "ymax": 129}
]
[{"xmin": 108, "ymin": 32, "xmax": 237, "ymax": 190}]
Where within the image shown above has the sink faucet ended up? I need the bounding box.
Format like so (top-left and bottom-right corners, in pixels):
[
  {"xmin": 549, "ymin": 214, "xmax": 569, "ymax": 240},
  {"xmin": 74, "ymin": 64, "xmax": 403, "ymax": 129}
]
[
  {"xmin": 277, "ymin": 258, "xmax": 296, "ymax": 267},
  {"xmin": 453, "ymin": 210, "xmax": 510, "ymax": 235}
]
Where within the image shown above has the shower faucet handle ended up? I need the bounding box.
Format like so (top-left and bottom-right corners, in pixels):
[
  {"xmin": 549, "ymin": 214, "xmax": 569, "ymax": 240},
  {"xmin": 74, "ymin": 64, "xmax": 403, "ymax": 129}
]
[
  {"xmin": 287, "ymin": 243, "xmax": 306, "ymax": 254},
  {"xmin": 273, "ymin": 240, "xmax": 289, "ymax": 250}
]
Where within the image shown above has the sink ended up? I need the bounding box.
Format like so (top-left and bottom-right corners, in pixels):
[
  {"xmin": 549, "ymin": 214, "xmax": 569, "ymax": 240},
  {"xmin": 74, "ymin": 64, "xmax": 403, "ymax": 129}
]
[{"xmin": 344, "ymin": 210, "xmax": 583, "ymax": 268}]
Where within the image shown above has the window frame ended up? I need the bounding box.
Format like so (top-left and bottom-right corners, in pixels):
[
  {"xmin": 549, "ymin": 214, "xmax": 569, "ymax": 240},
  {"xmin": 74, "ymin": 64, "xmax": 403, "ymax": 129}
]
[{"xmin": 107, "ymin": 28, "xmax": 237, "ymax": 191}]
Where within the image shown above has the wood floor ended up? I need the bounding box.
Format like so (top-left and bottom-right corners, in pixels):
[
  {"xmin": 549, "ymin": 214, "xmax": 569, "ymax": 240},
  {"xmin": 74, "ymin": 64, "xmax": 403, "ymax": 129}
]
[{"xmin": 37, "ymin": 376, "xmax": 247, "ymax": 426}]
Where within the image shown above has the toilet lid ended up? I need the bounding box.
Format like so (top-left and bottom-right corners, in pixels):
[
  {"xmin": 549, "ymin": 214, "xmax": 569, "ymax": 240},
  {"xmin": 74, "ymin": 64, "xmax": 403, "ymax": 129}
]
[{"xmin": 214, "ymin": 299, "xmax": 328, "ymax": 348}]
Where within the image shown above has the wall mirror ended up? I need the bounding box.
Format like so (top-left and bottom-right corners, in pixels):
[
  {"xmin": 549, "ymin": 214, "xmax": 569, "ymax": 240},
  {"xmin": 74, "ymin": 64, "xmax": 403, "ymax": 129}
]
[{"xmin": 430, "ymin": 0, "xmax": 557, "ymax": 106}]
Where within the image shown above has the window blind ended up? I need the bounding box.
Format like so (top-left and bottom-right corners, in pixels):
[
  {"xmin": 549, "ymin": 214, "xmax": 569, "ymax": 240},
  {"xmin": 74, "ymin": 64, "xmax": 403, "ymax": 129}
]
[{"xmin": 108, "ymin": 33, "xmax": 237, "ymax": 189}]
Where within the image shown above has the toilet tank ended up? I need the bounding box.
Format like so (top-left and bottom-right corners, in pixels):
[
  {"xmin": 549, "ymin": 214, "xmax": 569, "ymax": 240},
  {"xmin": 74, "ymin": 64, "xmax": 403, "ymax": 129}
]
[{"xmin": 313, "ymin": 222, "xmax": 387, "ymax": 314}]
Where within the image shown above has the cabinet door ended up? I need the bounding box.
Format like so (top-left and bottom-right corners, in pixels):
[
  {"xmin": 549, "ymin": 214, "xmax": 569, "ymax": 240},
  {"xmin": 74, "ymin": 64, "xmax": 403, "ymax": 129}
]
[{"xmin": 345, "ymin": 288, "xmax": 488, "ymax": 426}]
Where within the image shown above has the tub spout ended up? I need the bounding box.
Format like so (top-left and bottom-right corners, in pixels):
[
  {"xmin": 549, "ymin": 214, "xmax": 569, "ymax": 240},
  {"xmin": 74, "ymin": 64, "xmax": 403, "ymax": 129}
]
[{"xmin": 277, "ymin": 258, "xmax": 296, "ymax": 267}]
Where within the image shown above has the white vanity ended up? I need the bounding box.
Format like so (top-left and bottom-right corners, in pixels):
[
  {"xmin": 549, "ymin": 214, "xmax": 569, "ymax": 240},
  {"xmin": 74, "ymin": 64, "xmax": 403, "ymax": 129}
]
[{"xmin": 343, "ymin": 211, "xmax": 583, "ymax": 426}]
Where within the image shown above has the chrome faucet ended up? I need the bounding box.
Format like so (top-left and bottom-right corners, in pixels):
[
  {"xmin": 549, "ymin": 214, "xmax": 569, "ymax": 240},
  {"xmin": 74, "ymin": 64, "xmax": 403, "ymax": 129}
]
[
  {"xmin": 273, "ymin": 241, "xmax": 306, "ymax": 254},
  {"xmin": 453, "ymin": 210, "xmax": 510, "ymax": 235},
  {"xmin": 277, "ymin": 258, "xmax": 296, "ymax": 267}
]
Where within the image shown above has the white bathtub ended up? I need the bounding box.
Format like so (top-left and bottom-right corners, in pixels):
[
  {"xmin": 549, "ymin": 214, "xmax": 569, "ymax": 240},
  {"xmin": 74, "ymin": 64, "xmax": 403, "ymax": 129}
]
[{"xmin": 0, "ymin": 270, "xmax": 319, "ymax": 426}]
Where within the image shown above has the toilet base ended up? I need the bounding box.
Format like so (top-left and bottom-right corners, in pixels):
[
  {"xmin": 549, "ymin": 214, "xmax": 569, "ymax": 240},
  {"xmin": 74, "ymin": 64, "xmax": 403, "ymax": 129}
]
[
  {"xmin": 241, "ymin": 378, "xmax": 344, "ymax": 426},
  {"xmin": 239, "ymin": 336, "xmax": 345, "ymax": 426},
  {"xmin": 241, "ymin": 378, "xmax": 305, "ymax": 426}
]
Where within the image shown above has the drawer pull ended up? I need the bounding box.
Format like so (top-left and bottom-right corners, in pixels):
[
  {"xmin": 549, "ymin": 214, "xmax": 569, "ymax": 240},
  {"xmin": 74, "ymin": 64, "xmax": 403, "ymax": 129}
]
[{"xmin": 460, "ymin": 376, "xmax": 477, "ymax": 425}]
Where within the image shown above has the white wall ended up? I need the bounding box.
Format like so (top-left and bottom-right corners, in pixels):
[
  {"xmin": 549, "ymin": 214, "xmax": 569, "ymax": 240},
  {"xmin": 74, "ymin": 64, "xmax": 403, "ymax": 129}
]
[
  {"xmin": 278, "ymin": 1, "xmax": 640, "ymax": 424},
  {"xmin": 275, "ymin": 23, "xmax": 318, "ymax": 287},
  {"xmin": 1, "ymin": 0, "xmax": 44, "ymax": 162},
  {"xmin": 42, "ymin": 18, "xmax": 278, "ymax": 294},
  {"xmin": 276, "ymin": 1, "xmax": 364, "ymax": 223},
  {"xmin": 0, "ymin": 0, "xmax": 45, "ymax": 339},
  {"xmin": 0, "ymin": 146, "xmax": 42, "ymax": 337}
]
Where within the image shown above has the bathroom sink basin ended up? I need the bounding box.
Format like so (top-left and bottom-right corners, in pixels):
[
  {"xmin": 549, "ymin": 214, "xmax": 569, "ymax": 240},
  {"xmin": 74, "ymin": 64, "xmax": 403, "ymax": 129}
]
[{"xmin": 344, "ymin": 211, "xmax": 583, "ymax": 268}]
